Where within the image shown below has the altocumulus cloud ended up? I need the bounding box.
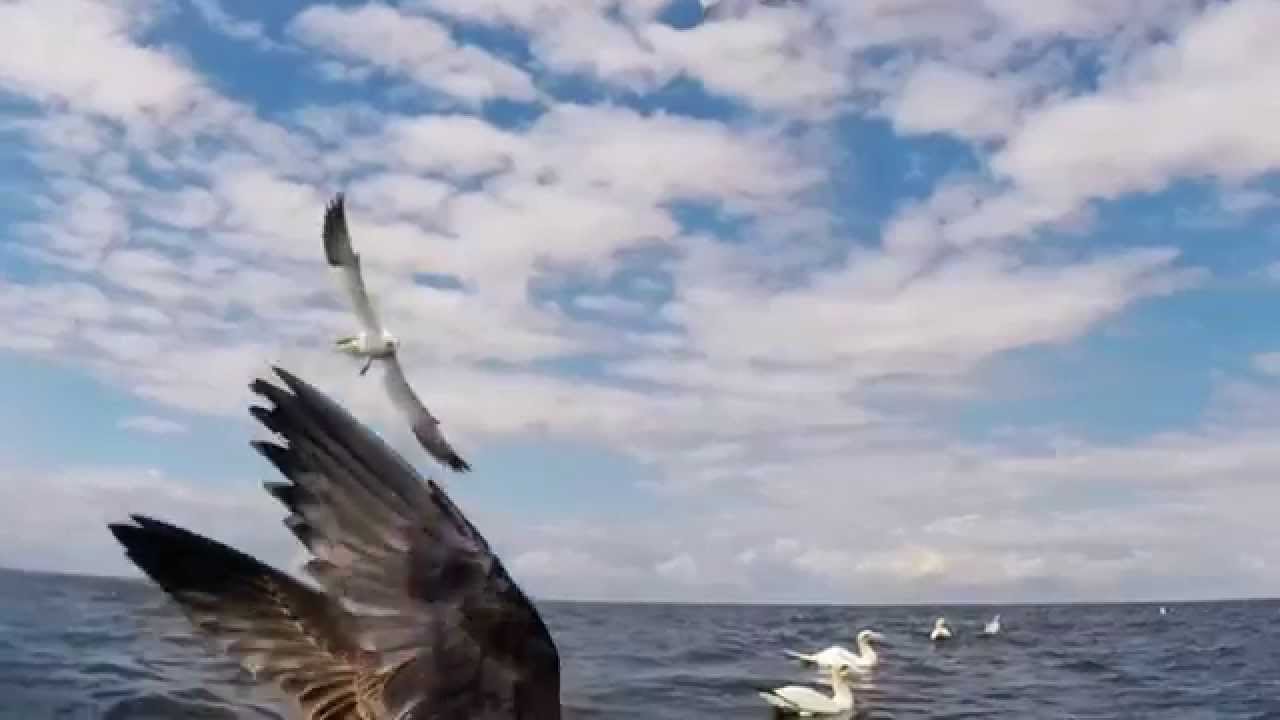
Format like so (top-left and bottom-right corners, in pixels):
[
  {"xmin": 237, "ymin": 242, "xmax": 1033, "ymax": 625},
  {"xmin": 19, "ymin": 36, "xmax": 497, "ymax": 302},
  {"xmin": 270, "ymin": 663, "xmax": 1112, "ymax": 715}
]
[{"xmin": 0, "ymin": 0, "xmax": 1279, "ymax": 603}]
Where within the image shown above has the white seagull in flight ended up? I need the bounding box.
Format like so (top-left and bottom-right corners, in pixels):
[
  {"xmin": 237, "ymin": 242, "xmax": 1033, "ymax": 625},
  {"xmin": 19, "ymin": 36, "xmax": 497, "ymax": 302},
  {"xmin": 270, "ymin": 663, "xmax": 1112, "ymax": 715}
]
[
  {"xmin": 322, "ymin": 193, "xmax": 471, "ymax": 473},
  {"xmin": 108, "ymin": 366, "xmax": 561, "ymax": 719}
]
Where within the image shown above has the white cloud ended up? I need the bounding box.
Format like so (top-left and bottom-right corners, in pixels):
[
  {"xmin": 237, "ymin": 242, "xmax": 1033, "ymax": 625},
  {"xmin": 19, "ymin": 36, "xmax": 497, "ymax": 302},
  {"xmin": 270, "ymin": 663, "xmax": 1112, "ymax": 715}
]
[
  {"xmin": 1252, "ymin": 353, "xmax": 1280, "ymax": 377},
  {"xmin": 189, "ymin": 0, "xmax": 278, "ymax": 51},
  {"xmin": 118, "ymin": 415, "xmax": 189, "ymax": 435},
  {"xmin": 0, "ymin": 0, "xmax": 203, "ymax": 123},
  {"xmin": 422, "ymin": 0, "xmax": 851, "ymax": 113},
  {"xmin": 971, "ymin": 0, "xmax": 1280, "ymax": 241},
  {"xmin": 887, "ymin": 61, "xmax": 1027, "ymax": 141},
  {"xmin": 0, "ymin": 465, "xmax": 286, "ymax": 578},
  {"xmin": 0, "ymin": 0, "xmax": 1277, "ymax": 604},
  {"xmin": 655, "ymin": 553, "xmax": 699, "ymax": 584},
  {"xmin": 289, "ymin": 3, "xmax": 539, "ymax": 105}
]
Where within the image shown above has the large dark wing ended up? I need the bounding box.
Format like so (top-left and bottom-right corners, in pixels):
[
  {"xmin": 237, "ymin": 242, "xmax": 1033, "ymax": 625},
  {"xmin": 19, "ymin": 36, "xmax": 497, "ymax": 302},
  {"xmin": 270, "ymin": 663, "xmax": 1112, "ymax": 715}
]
[
  {"xmin": 108, "ymin": 515, "xmax": 371, "ymax": 720},
  {"xmin": 323, "ymin": 194, "xmax": 384, "ymax": 338},
  {"xmin": 249, "ymin": 366, "xmax": 560, "ymax": 718},
  {"xmin": 380, "ymin": 354, "xmax": 471, "ymax": 473}
]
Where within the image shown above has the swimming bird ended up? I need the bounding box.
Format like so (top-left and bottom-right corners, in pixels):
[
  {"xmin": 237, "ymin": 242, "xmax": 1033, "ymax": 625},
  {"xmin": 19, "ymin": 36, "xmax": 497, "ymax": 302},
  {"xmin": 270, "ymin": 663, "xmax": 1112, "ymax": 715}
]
[
  {"xmin": 106, "ymin": 366, "xmax": 560, "ymax": 719},
  {"xmin": 981, "ymin": 614, "xmax": 1001, "ymax": 636},
  {"xmin": 323, "ymin": 193, "xmax": 471, "ymax": 473},
  {"xmin": 784, "ymin": 629, "xmax": 884, "ymax": 673},
  {"xmin": 758, "ymin": 661, "xmax": 855, "ymax": 716},
  {"xmin": 930, "ymin": 617, "xmax": 952, "ymax": 642}
]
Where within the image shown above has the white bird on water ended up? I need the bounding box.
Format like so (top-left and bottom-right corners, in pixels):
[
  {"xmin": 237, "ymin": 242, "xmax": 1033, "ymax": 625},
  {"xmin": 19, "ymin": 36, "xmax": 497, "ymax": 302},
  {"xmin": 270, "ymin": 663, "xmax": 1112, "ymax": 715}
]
[
  {"xmin": 981, "ymin": 614, "xmax": 1001, "ymax": 636},
  {"xmin": 322, "ymin": 193, "xmax": 471, "ymax": 474},
  {"xmin": 784, "ymin": 629, "xmax": 884, "ymax": 673},
  {"xmin": 930, "ymin": 617, "xmax": 952, "ymax": 642},
  {"xmin": 759, "ymin": 661, "xmax": 856, "ymax": 716}
]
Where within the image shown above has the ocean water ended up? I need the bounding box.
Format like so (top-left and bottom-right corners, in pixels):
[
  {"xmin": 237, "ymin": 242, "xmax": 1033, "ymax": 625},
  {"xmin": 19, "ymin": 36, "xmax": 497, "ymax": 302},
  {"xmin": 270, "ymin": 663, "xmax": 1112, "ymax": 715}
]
[{"xmin": 2, "ymin": 569, "xmax": 1277, "ymax": 719}]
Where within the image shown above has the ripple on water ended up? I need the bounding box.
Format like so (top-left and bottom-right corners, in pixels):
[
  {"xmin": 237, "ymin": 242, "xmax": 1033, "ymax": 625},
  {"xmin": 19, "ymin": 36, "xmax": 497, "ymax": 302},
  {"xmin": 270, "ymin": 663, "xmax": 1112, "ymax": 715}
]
[{"xmin": 2, "ymin": 571, "xmax": 1279, "ymax": 719}]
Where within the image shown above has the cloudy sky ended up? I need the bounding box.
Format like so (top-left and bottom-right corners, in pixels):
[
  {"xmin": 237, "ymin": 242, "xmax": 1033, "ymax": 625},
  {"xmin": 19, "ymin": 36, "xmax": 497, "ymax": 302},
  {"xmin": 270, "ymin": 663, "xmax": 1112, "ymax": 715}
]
[{"xmin": 1, "ymin": 0, "xmax": 1279, "ymax": 604}]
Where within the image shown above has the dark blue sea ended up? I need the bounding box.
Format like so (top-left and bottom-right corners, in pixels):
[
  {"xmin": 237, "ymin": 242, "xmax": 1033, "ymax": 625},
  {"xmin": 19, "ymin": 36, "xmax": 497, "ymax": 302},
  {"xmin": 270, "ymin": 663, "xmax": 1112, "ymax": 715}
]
[{"xmin": 2, "ymin": 568, "xmax": 1277, "ymax": 719}]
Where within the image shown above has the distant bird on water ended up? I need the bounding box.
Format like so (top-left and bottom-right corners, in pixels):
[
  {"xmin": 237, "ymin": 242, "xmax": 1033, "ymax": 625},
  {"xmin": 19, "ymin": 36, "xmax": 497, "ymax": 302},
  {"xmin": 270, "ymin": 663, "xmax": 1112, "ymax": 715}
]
[
  {"xmin": 107, "ymin": 366, "xmax": 561, "ymax": 719},
  {"xmin": 981, "ymin": 614, "xmax": 1001, "ymax": 636},
  {"xmin": 930, "ymin": 617, "xmax": 952, "ymax": 642},
  {"xmin": 323, "ymin": 193, "xmax": 471, "ymax": 473},
  {"xmin": 784, "ymin": 628, "xmax": 884, "ymax": 673}
]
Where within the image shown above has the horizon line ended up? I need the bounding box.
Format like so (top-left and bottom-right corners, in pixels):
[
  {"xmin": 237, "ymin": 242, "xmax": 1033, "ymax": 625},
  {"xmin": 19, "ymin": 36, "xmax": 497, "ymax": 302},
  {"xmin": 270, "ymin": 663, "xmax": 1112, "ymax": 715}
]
[{"xmin": 6, "ymin": 565, "xmax": 1277, "ymax": 609}]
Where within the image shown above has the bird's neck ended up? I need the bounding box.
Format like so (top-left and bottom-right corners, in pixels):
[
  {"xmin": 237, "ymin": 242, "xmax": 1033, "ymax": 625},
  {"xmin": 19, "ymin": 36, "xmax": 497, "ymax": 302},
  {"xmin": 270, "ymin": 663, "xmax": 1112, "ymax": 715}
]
[
  {"xmin": 830, "ymin": 670, "xmax": 853, "ymax": 707},
  {"xmin": 856, "ymin": 637, "xmax": 876, "ymax": 661}
]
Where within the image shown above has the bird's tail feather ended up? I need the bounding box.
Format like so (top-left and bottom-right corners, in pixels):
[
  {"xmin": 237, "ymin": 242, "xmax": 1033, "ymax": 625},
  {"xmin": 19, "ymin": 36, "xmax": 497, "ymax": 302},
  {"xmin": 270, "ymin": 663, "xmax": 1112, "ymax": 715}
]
[
  {"xmin": 783, "ymin": 649, "xmax": 817, "ymax": 664},
  {"xmin": 757, "ymin": 690, "xmax": 791, "ymax": 710}
]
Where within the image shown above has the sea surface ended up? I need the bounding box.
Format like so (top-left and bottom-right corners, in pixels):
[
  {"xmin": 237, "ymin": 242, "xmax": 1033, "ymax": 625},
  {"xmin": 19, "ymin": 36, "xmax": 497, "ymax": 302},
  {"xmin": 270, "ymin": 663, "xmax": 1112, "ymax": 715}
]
[{"xmin": 1, "ymin": 568, "xmax": 1277, "ymax": 719}]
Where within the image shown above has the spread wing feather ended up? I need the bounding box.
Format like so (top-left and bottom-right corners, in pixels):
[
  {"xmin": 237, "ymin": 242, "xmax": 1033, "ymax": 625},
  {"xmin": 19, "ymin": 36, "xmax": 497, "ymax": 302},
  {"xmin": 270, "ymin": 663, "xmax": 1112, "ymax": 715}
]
[
  {"xmin": 381, "ymin": 354, "xmax": 471, "ymax": 473},
  {"xmin": 323, "ymin": 194, "xmax": 383, "ymax": 338},
  {"xmin": 108, "ymin": 366, "xmax": 559, "ymax": 719},
  {"xmin": 107, "ymin": 516, "xmax": 371, "ymax": 720}
]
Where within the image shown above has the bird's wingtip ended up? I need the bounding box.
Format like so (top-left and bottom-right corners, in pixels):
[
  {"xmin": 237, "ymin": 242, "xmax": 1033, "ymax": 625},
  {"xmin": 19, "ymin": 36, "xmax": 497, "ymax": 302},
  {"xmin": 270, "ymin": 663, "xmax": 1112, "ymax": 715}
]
[{"xmin": 266, "ymin": 365, "xmax": 307, "ymax": 394}]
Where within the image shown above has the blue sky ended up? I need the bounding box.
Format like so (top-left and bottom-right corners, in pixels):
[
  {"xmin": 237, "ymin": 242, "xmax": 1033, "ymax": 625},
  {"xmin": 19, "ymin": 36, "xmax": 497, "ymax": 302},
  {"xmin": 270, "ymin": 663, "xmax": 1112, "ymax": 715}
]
[{"xmin": 1, "ymin": 0, "xmax": 1280, "ymax": 603}]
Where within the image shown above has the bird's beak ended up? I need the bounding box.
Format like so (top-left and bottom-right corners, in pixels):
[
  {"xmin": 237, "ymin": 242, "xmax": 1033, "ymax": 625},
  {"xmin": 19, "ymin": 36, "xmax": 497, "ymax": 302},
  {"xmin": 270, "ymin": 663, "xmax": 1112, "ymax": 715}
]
[{"xmin": 335, "ymin": 336, "xmax": 358, "ymax": 352}]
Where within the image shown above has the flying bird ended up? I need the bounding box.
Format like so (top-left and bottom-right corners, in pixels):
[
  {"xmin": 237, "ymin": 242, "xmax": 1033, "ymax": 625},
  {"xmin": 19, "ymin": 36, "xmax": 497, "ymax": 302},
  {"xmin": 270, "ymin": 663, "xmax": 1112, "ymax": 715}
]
[
  {"xmin": 323, "ymin": 193, "xmax": 471, "ymax": 473},
  {"xmin": 107, "ymin": 366, "xmax": 561, "ymax": 719}
]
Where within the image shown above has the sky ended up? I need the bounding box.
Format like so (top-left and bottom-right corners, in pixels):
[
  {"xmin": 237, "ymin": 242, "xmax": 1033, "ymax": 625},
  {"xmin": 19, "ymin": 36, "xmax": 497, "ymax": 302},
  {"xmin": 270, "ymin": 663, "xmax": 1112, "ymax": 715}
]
[{"xmin": 1, "ymin": 0, "xmax": 1280, "ymax": 605}]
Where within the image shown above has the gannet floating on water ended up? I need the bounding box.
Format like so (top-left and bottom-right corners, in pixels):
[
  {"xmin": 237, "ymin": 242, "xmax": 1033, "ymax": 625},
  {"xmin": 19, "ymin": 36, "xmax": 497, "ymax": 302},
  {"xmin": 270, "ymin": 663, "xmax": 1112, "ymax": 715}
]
[
  {"xmin": 759, "ymin": 661, "xmax": 855, "ymax": 716},
  {"xmin": 930, "ymin": 617, "xmax": 952, "ymax": 642},
  {"xmin": 323, "ymin": 193, "xmax": 471, "ymax": 473},
  {"xmin": 107, "ymin": 366, "xmax": 560, "ymax": 719},
  {"xmin": 784, "ymin": 629, "xmax": 883, "ymax": 673},
  {"xmin": 981, "ymin": 614, "xmax": 1001, "ymax": 636}
]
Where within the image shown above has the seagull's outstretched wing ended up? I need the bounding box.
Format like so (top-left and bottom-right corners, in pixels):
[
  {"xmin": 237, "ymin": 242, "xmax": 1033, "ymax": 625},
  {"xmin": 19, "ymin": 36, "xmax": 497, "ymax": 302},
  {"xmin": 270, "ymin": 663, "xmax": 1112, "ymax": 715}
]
[
  {"xmin": 108, "ymin": 366, "xmax": 559, "ymax": 719},
  {"xmin": 381, "ymin": 353, "xmax": 471, "ymax": 473},
  {"xmin": 323, "ymin": 193, "xmax": 383, "ymax": 338}
]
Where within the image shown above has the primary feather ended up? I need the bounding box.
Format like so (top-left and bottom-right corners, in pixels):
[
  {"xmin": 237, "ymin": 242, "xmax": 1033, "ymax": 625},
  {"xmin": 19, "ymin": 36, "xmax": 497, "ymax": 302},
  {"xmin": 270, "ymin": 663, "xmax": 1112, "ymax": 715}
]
[{"xmin": 108, "ymin": 366, "xmax": 558, "ymax": 719}]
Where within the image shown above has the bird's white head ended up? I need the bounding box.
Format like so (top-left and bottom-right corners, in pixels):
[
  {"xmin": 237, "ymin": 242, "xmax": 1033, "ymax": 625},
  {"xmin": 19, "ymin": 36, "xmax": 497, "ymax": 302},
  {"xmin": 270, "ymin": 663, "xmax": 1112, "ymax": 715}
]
[
  {"xmin": 858, "ymin": 629, "xmax": 883, "ymax": 643},
  {"xmin": 935, "ymin": 617, "xmax": 947, "ymax": 627}
]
